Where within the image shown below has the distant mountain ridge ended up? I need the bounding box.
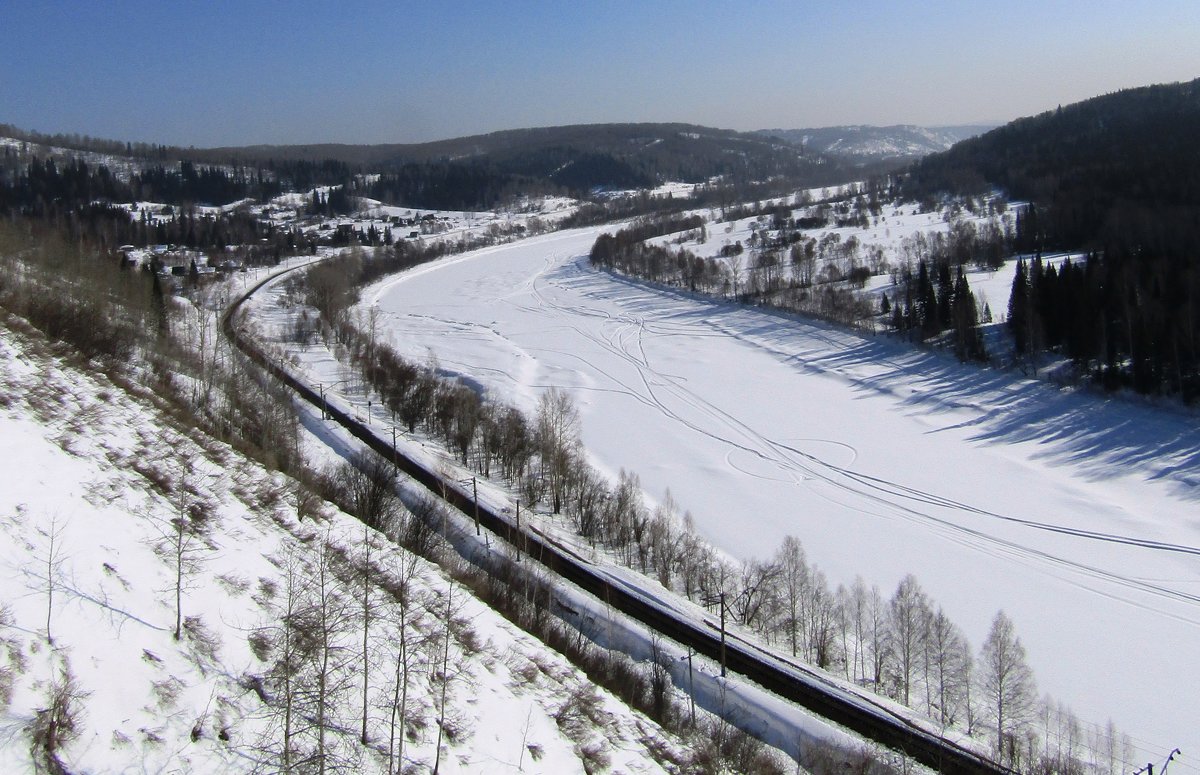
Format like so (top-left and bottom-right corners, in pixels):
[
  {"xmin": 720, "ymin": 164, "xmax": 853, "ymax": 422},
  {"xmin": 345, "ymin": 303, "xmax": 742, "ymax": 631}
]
[
  {"xmin": 200, "ymin": 122, "xmax": 859, "ymax": 190},
  {"xmin": 755, "ymin": 124, "xmax": 995, "ymax": 162},
  {"xmin": 2, "ymin": 121, "xmax": 865, "ymax": 206}
]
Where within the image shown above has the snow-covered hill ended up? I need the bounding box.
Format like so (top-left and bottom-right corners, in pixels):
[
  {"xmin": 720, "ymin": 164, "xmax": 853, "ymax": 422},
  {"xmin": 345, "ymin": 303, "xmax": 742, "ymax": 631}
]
[
  {"xmin": 757, "ymin": 125, "xmax": 994, "ymax": 162},
  {"xmin": 0, "ymin": 320, "xmax": 695, "ymax": 773}
]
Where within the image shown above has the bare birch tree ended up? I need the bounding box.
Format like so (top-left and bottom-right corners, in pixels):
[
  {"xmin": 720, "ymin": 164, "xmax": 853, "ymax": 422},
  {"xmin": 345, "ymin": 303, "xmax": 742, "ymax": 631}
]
[
  {"xmin": 885, "ymin": 574, "xmax": 930, "ymax": 707},
  {"xmin": 978, "ymin": 610, "xmax": 1037, "ymax": 766},
  {"xmin": 535, "ymin": 387, "xmax": 581, "ymax": 514}
]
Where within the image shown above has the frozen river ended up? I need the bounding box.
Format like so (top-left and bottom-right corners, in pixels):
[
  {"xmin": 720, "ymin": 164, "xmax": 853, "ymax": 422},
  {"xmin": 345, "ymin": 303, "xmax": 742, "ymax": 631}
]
[{"xmin": 365, "ymin": 226, "xmax": 1200, "ymax": 768}]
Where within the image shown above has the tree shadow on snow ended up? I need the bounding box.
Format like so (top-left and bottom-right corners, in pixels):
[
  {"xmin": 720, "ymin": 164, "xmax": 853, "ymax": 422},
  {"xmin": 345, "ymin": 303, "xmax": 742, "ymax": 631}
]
[{"xmin": 554, "ymin": 256, "xmax": 1200, "ymax": 501}]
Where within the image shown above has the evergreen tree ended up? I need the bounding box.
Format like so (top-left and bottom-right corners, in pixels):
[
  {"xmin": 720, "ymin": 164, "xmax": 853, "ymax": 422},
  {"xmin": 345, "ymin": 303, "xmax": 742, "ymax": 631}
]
[
  {"xmin": 952, "ymin": 268, "xmax": 986, "ymax": 362},
  {"xmin": 917, "ymin": 261, "xmax": 939, "ymax": 339},
  {"xmin": 1008, "ymin": 258, "xmax": 1030, "ymax": 356}
]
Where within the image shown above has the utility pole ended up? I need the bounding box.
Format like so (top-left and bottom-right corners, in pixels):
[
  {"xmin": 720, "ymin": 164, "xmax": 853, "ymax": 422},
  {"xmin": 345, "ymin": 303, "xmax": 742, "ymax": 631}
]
[
  {"xmin": 1136, "ymin": 749, "xmax": 1183, "ymax": 775},
  {"xmin": 686, "ymin": 647, "xmax": 696, "ymax": 729},
  {"xmin": 514, "ymin": 498, "xmax": 521, "ymax": 563},
  {"xmin": 719, "ymin": 591, "xmax": 726, "ymax": 677},
  {"xmin": 472, "ymin": 477, "xmax": 479, "ymax": 536}
]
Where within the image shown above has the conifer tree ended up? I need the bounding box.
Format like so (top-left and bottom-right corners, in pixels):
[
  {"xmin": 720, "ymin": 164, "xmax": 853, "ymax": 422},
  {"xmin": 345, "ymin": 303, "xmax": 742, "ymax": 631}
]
[{"xmin": 1008, "ymin": 258, "xmax": 1030, "ymax": 355}]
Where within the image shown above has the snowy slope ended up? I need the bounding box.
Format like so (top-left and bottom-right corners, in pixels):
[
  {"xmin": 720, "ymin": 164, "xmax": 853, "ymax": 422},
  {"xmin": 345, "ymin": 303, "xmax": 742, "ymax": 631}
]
[
  {"xmin": 757, "ymin": 125, "xmax": 994, "ymax": 162},
  {"xmin": 0, "ymin": 321, "xmax": 692, "ymax": 773},
  {"xmin": 358, "ymin": 226, "xmax": 1200, "ymax": 770}
]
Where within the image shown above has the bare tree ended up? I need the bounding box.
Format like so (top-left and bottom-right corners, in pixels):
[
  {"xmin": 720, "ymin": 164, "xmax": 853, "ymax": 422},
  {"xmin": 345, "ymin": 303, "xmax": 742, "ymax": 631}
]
[
  {"xmin": 721, "ymin": 249, "xmax": 744, "ymax": 298},
  {"xmin": 358, "ymin": 522, "xmax": 375, "ymax": 745},
  {"xmin": 840, "ymin": 576, "xmax": 872, "ymax": 684},
  {"xmin": 338, "ymin": 450, "xmax": 401, "ymax": 533},
  {"xmin": 675, "ymin": 513, "xmax": 710, "ymax": 601},
  {"xmin": 432, "ymin": 581, "xmax": 456, "ymax": 775},
  {"xmin": 293, "ymin": 481, "xmax": 322, "ymax": 523},
  {"xmin": 568, "ymin": 465, "xmax": 608, "ymax": 540},
  {"xmin": 978, "ymin": 610, "xmax": 1037, "ymax": 765},
  {"xmin": 1039, "ymin": 697, "xmax": 1085, "ymax": 773},
  {"xmin": 885, "ymin": 574, "xmax": 930, "ymax": 707},
  {"xmin": 775, "ymin": 535, "xmax": 808, "ymax": 658},
  {"xmin": 865, "ymin": 582, "xmax": 888, "ymax": 691},
  {"xmin": 606, "ymin": 469, "xmax": 647, "ymax": 564},
  {"xmin": 385, "ymin": 551, "xmax": 425, "ymax": 775},
  {"xmin": 648, "ymin": 494, "xmax": 681, "ymax": 588},
  {"xmin": 148, "ymin": 460, "xmax": 212, "ymax": 642},
  {"xmin": 263, "ymin": 548, "xmax": 307, "ymax": 769},
  {"xmin": 801, "ymin": 566, "xmax": 840, "ymax": 670},
  {"xmin": 925, "ymin": 606, "xmax": 971, "ymax": 728},
  {"xmin": 447, "ymin": 383, "xmax": 481, "ymax": 465},
  {"xmin": 37, "ymin": 513, "xmax": 68, "ymax": 644},
  {"xmin": 732, "ymin": 558, "xmax": 782, "ymax": 633},
  {"xmin": 648, "ymin": 635, "xmax": 674, "ymax": 721},
  {"xmin": 305, "ymin": 250, "xmax": 361, "ymax": 325},
  {"xmin": 30, "ymin": 659, "xmax": 89, "ymax": 774},
  {"xmin": 398, "ymin": 370, "xmax": 435, "ymax": 434},
  {"xmin": 1089, "ymin": 718, "xmax": 1133, "ymax": 775},
  {"xmin": 288, "ymin": 532, "xmax": 357, "ymax": 774},
  {"xmin": 535, "ymin": 387, "xmax": 581, "ymax": 514}
]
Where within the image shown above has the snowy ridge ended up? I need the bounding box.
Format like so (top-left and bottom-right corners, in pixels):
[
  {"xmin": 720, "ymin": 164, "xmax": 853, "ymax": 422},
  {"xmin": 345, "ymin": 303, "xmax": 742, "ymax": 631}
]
[{"xmin": 757, "ymin": 125, "xmax": 994, "ymax": 162}]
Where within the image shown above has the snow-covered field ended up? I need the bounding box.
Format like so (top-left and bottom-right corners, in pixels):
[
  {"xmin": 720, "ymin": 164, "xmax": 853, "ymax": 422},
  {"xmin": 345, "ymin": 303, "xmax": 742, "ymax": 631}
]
[
  {"xmin": 658, "ymin": 199, "xmax": 1003, "ymax": 276},
  {"xmin": 360, "ymin": 226, "xmax": 1200, "ymax": 769}
]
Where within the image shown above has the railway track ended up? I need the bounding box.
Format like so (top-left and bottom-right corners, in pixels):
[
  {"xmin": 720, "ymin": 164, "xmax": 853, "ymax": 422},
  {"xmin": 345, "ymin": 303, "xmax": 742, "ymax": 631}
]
[{"xmin": 222, "ymin": 261, "xmax": 1011, "ymax": 775}]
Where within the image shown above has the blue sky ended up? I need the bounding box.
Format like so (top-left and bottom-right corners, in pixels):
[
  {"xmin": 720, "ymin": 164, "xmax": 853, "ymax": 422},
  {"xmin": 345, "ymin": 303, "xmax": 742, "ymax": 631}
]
[{"xmin": 2, "ymin": 0, "xmax": 1198, "ymax": 146}]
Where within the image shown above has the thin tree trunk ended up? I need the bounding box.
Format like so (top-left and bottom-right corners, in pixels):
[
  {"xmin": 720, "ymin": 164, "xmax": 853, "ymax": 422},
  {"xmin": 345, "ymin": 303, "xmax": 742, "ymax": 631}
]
[
  {"xmin": 361, "ymin": 525, "xmax": 371, "ymax": 744},
  {"xmin": 432, "ymin": 583, "xmax": 453, "ymax": 775}
]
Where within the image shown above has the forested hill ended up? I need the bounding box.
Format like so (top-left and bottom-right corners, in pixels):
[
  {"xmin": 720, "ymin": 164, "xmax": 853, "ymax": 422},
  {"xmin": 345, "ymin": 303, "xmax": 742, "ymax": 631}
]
[
  {"xmin": 905, "ymin": 78, "xmax": 1200, "ymax": 400},
  {"xmin": 902, "ymin": 78, "xmax": 1200, "ymax": 248},
  {"xmin": 3, "ymin": 121, "xmax": 857, "ymax": 210},
  {"xmin": 202, "ymin": 122, "xmax": 851, "ymax": 192}
]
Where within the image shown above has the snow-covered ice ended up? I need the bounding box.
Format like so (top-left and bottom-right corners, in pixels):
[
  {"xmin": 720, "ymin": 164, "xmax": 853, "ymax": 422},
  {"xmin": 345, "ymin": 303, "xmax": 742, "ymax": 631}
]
[{"xmin": 357, "ymin": 225, "xmax": 1200, "ymax": 769}]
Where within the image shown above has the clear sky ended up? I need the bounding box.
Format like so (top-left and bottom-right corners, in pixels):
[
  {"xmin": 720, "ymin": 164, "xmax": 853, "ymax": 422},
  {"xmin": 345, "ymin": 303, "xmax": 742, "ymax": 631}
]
[{"xmin": 2, "ymin": 0, "xmax": 1198, "ymax": 147}]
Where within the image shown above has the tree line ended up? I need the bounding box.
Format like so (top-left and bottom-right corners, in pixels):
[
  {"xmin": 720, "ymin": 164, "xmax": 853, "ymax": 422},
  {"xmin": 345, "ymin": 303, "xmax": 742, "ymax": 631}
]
[
  {"xmin": 0, "ymin": 160, "xmax": 910, "ymax": 770},
  {"xmin": 0, "ymin": 153, "xmax": 356, "ymax": 213},
  {"xmin": 590, "ymin": 211, "xmax": 1000, "ymax": 361},
  {"xmin": 0, "ymin": 131, "xmax": 1142, "ymax": 768},
  {"xmin": 890, "ymin": 259, "xmax": 987, "ymax": 362},
  {"xmin": 1008, "ymin": 208, "xmax": 1200, "ymax": 399}
]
